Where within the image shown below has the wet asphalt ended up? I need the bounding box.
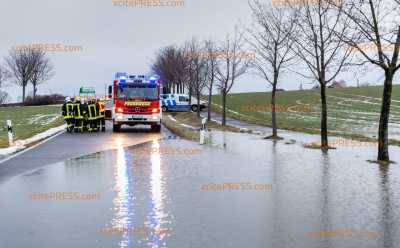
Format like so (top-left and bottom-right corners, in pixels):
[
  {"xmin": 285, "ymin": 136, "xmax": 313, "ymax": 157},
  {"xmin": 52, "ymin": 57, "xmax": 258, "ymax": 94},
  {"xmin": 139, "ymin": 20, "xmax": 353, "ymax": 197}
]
[
  {"xmin": 0, "ymin": 122, "xmax": 170, "ymax": 184},
  {"xmin": 0, "ymin": 116, "xmax": 400, "ymax": 248}
]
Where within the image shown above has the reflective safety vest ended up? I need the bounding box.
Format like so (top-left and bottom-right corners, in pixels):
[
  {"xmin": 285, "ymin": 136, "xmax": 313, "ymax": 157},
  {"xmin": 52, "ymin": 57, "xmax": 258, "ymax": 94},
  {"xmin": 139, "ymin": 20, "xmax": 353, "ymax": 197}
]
[
  {"xmin": 65, "ymin": 103, "xmax": 74, "ymax": 119},
  {"xmin": 73, "ymin": 103, "xmax": 83, "ymax": 119},
  {"xmin": 88, "ymin": 103, "xmax": 97, "ymax": 121},
  {"xmin": 99, "ymin": 102, "xmax": 105, "ymax": 118}
]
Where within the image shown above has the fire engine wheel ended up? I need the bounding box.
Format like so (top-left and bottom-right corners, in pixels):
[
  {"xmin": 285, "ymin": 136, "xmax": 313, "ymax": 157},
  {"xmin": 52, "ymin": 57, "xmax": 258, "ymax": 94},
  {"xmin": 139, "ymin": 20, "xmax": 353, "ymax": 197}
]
[
  {"xmin": 113, "ymin": 122, "xmax": 121, "ymax": 132},
  {"xmin": 162, "ymin": 106, "xmax": 168, "ymax": 112},
  {"xmin": 191, "ymin": 105, "xmax": 198, "ymax": 112},
  {"xmin": 151, "ymin": 124, "xmax": 161, "ymax": 132}
]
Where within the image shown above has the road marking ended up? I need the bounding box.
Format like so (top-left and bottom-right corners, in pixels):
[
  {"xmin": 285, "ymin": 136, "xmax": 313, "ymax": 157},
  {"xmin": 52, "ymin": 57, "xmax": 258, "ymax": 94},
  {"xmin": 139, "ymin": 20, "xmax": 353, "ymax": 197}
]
[{"xmin": 0, "ymin": 130, "xmax": 65, "ymax": 165}]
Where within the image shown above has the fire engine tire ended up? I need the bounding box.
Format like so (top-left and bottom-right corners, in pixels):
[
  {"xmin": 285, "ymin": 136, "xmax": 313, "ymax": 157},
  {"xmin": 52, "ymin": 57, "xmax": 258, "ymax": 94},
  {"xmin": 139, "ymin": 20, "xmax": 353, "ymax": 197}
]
[
  {"xmin": 162, "ymin": 106, "xmax": 168, "ymax": 112},
  {"xmin": 191, "ymin": 105, "xmax": 198, "ymax": 112},
  {"xmin": 113, "ymin": 122, "xmax": 121, "ymax": 132},
  {"xmin": 152, "ymin": 124, "xmax": 161, "ymax": 132}
]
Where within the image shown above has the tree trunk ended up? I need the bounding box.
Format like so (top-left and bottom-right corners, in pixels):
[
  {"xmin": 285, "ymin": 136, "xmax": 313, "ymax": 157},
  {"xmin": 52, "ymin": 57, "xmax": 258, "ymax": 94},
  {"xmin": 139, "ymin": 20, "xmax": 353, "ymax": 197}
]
[
  {"xmin": 271, "ymin": 83, "xmax": 277, "ymax": 138},
  {"xmin": 22, "ymin": 84, "xmax": 26, "ymax": 103},
  {"xmin": 197, "ymin": 92, "xmax": 201, "ymax": 118},
  {"xmin": 207, "ymin": 81, "xmax": 213, "ymax": 121},
  {"xmin": 33, "ymin": 84, "xmax": 37, "ymax": 99},
  {"xmin": 222, "ymin": 91, "xmax": 226, "ymax": 126},
  {"xmin": 188, "ymin": 86, "xmax": 192, "ymax": 105},
  {"xmin": 320, "ymin": 83, "xmax": 328, "ymax": 149},
  {"xmin": 377, "ymin": 71, "xmax": 394, "ymax": 162}
]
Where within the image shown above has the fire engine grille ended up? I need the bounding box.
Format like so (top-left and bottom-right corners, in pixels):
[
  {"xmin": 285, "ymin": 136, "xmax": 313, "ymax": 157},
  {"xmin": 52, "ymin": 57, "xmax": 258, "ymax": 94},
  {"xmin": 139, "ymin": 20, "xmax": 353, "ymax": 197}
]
[{"xmin": 126, "ymin": 107, "xmax": 150, "ymax": 113}]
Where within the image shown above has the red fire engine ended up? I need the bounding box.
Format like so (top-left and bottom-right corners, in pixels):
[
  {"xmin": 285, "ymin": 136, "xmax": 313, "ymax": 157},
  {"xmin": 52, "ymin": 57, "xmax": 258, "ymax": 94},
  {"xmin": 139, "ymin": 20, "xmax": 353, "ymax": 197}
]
[{"xmin": 108, "ymin": 73, "xmax": 162, "ymax": 132}]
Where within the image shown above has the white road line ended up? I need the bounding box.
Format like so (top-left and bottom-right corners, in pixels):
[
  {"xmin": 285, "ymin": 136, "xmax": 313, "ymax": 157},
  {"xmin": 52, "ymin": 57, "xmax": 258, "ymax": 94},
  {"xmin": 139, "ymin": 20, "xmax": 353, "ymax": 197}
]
[{"xmin": 0, "ymin": 130, "xmax": 65, "ymax": 165}]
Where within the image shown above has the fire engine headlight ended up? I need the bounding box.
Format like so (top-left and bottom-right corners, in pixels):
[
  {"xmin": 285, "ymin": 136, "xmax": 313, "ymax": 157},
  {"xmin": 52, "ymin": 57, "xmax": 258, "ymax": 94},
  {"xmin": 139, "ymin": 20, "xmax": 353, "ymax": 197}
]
[
  {"xmin": 116, "ymin": 114, "xmax": 123, "ymax": 120},
  {"xmin": 117, "ymin": 108, "xmax": 123, "ymax": 113},
  {"xmin": 152, "ymin": 108, "xmax": 159, "ymax": 113}
]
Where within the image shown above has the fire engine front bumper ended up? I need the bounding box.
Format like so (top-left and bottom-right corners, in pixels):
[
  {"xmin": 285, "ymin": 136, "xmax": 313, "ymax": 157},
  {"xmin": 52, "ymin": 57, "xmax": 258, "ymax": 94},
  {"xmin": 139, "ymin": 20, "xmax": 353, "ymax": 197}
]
[{"xmin": 113, "ymin": 113, "xmax": 161, "ymax": 125}]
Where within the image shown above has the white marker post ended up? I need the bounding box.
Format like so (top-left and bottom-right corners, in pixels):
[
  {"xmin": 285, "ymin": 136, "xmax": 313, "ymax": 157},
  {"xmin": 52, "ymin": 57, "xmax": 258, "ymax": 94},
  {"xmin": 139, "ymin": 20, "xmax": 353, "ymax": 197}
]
[
  {"xmin": 200, "ymin": 118, "xmax": 207, "ymax": 145},
  {"xmin": 7, "ymin": 120, "xmax": 13, "ymax": 146}
]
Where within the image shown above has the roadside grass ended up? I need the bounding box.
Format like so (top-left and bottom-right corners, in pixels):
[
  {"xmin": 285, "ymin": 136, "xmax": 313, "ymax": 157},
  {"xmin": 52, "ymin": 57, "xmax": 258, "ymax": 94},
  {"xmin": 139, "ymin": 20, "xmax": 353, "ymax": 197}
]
[
  {"xmin": 0, "ymin": 105, "xmax": 64, "ymax": 148},
  {"xmin": 162, "ymin": 112, "xmax": 240, "ymax": 141},
  {"xmin": 209, "ymin": 85, "xmax": 400, "ymax": 144}
]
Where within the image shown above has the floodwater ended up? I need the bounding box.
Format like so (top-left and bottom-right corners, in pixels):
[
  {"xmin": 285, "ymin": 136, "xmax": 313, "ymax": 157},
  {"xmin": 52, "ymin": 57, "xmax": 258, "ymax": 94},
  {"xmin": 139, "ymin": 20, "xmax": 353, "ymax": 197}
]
[{"xmin": 0, "ymin": 131, "xmax": 399, "ymax": 248}]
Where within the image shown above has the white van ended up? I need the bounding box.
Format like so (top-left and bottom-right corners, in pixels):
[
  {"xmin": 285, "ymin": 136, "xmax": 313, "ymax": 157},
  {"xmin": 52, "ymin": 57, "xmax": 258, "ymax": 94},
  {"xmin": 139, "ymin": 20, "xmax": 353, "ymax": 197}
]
[{"xmin": 160, "ymin": 94, "xmax": 207, "ymax": 112}]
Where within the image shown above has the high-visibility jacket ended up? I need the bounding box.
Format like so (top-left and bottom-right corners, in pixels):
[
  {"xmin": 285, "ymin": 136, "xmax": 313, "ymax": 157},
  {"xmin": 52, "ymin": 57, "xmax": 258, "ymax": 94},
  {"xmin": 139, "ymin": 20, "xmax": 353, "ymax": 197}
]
[
  {"xmin": 88, "ymin": 103, "xmax": 97, "ymax": 121},
  {"xmin": 62, "ymin": 102, "xmax": 74, "ymax": 119},
  {"xmin": 73, "ymin": 102, "xmax": 83, "ymax": 119},
  {"xmin": 66, "ymin": 103, "xmax": 74, "ymax": 119},
  {"xmin": 98, "ymin": 102, "xmax": 105, "ymax": 118}
]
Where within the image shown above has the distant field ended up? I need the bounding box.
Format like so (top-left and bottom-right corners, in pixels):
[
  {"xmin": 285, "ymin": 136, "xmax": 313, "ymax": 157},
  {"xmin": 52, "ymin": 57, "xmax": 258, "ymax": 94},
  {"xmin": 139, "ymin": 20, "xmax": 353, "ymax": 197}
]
[
  {"xmin": 0, "ymin": 105, "xmax": 64, "ymax": 148},
  {"xmin": 211, "ymin": 85, "xmax": 400, "ymax": 141}
]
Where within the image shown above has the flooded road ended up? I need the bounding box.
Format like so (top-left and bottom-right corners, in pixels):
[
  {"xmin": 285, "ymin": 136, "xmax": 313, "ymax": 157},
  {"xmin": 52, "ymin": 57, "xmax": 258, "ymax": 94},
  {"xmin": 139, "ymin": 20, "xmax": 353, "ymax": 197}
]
[
  {"xmin": 0, "ymin": 129, "xmax": 399, "ymax": 248},
  {"xmin": 0, "ymin": 122, "xmax": 166, "ymax": 183}
]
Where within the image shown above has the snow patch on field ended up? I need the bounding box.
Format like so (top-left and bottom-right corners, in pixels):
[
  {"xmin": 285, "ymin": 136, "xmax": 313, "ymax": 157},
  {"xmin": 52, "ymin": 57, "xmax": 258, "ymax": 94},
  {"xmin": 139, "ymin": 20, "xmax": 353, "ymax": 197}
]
[
  {"xmin": 27, "ymin": 114, "xmax": 61, "ymax": 126},
  {"xmin": 180, "ymin": 123, "xmax": 196, "ymax": 129},
  {"xmin": 335, "ymin": 92, "xmax": 400, "ymax": 103},
  {"xmin": 0, "ymin": 125, "xmax": 66, "ymax": 158}
]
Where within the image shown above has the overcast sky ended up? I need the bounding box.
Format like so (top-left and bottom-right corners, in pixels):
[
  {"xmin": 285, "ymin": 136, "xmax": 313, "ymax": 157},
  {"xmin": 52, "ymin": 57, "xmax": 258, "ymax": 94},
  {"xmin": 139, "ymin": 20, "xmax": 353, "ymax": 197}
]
[{"xmin": 0, "ymin": 0, "xmax": 395, "ymax": 102}]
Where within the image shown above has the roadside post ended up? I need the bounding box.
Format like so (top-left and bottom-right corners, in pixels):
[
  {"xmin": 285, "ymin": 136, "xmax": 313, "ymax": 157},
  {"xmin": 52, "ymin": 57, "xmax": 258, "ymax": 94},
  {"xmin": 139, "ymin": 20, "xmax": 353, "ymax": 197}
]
[
  {"xmin": 7, "ymin": 120, "xmax": 13, "ymax": 146},
  {"xmin": 200, "ymin": 118, "xmax": 207, "ymax": 145}
]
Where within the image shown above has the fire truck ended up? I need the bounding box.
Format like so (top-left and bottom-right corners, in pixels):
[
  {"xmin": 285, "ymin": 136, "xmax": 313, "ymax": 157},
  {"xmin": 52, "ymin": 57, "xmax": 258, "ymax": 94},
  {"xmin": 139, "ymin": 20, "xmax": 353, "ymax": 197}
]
[{"xmin": 108, "ymin": 73, "xmax": 162, "ymax": 132}]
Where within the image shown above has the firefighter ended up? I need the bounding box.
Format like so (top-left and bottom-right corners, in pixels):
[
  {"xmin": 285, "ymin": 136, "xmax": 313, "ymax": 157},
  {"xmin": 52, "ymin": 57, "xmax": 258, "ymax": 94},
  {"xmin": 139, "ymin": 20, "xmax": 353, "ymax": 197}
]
[
  {"xmin": 73, "ymin": 97, "xmax": 84, "ymax": 133},
  {"xmin": 81, "ymin": 98, "xmax": 89, "ymax": 132},
  {"xmin": 62, "ymin": 97, "xmax": 74, "ymax": 133},
  {"xmin": 87, "ymin": 97, "xmax": 98, "ymax": 132},
  {"xmin": 97, "ymin": 97, "xmax": 106, "ymax": 132}
]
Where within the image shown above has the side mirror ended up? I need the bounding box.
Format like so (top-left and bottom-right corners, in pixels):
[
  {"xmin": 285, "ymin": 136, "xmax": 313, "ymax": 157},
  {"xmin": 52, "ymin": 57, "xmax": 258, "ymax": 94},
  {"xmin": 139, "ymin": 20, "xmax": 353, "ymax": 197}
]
[{"xmin": 108, "ymin": 85, "xmax": 112, "ymax": 99}]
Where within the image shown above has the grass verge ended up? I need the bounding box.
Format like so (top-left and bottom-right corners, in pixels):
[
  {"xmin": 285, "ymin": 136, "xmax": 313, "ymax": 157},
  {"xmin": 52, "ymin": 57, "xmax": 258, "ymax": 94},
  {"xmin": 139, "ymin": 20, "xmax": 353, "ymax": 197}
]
[
  {"xmin": 161, "ymin": 112, "xmax": 240, "ymax": 140},
  {"xmin": 208, "ymin": 85, "xmax": 400, "ymax": 146},
  {"xmin": 0, "ymin": 105, "xmax": 64, "ymax": 148}
]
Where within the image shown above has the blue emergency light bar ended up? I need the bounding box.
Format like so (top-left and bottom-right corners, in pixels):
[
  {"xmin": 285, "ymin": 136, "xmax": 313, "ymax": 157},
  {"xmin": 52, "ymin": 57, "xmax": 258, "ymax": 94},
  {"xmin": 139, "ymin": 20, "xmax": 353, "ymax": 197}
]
[
  {"xmin": 115, "ymin": 72, "xmax": 127, "ymax": 79},
  {"xmin": 115, "ymin": 72, "xmax": 160, "ymax": 84}
]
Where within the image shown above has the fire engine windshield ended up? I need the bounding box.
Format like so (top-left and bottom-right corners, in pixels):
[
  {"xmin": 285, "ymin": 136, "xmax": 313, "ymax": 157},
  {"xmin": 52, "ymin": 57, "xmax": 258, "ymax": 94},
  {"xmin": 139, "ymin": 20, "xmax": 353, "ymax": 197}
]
[{"xmin": 117, "ymin": 84, "xmax": 158, "ymax": 101}]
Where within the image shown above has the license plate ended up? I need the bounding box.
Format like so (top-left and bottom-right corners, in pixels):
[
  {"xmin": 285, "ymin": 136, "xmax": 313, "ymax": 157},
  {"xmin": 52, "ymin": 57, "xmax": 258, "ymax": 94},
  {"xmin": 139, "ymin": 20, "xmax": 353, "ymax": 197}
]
[{"xmin": 131, "ymin": 115, "xmax": 145, "ymax": 119}]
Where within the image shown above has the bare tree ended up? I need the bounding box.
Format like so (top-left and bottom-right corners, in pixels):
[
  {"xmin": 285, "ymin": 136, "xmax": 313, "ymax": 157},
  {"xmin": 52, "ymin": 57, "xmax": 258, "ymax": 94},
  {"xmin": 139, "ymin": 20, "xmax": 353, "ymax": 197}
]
[
  {"xmin": 247, "ymin": 0, "xmax": 297, "ymax": 139},
  {"xmin": 336, "ymin": 0, "xmax": 400, "ymax": 162},
  {"xmin": 186, "ymin": 38, "xmax": 208, "ymax": 117},
  {"xmin": 0, "ymin": 65, "xmax": 9, "ymax": 88},
  {"xmin": 183, "ymin": 39, "xmax": 198, "ymax": 105},
  {"xmin": 0, "ymin": 66, "xmax": 9, "ymax": 104},
  {"xmin": 216, "ymin": 26, "xmax": 251, "ymax": 126},
  {"xmin": 30, "ymin": 50, "xmax": 55, "ymax": 98},
  {"xmin": 204, "ymin": 39, "xmax": 219, "ymax": 121},
  {"xmin": 152, "ymin": 46, "xmax": 182, "ymax": 94},
  {"xmin": 175, "ymin": 46, "xmax": 190, "ymax": 94},
  {"xmin": 0, "ymin": 90, "xmax": 9, "ymax": 104},
  {"xmin": 5, "ymin": 48, "xmax": 38, "ymax": 102},
  {"xmin": 289, "ymin": 0, "xmax": 353, "ymax": 150}
]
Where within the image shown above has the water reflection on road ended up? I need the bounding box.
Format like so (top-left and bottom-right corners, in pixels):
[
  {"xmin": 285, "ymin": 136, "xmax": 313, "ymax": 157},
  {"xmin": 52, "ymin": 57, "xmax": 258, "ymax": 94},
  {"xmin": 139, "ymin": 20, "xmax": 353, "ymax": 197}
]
[
  {"xmin": 109, "ymin": 140, "xmax": 170, "ymax": 248},
  {"xmin": 0, "ymin": 131, "xmax": 399, "ymax": 248}
]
